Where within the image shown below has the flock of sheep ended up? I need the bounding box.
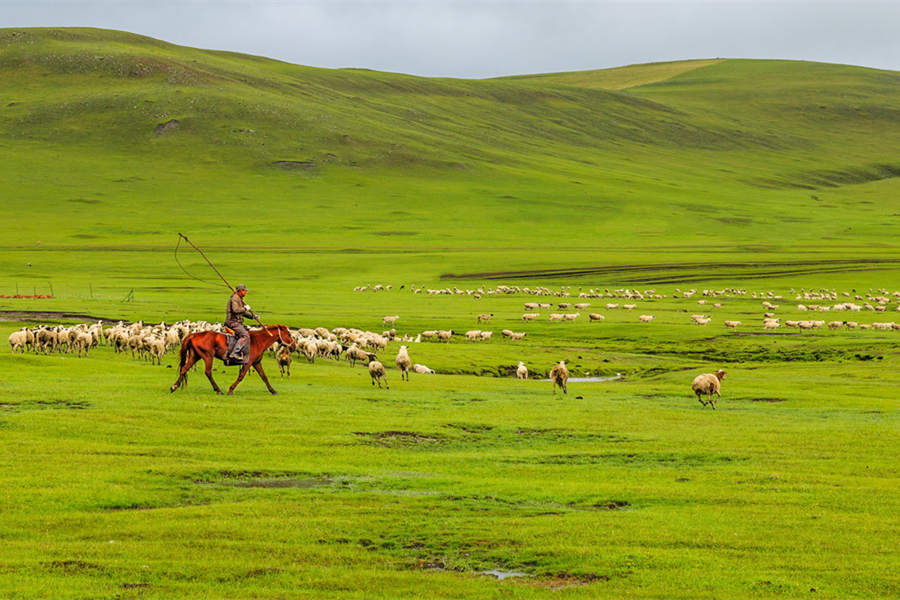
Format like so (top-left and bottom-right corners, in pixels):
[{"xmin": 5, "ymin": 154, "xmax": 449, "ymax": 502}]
[{"xmin": 7, "ymin": 283, "xmax": 899, "ymax": 404}]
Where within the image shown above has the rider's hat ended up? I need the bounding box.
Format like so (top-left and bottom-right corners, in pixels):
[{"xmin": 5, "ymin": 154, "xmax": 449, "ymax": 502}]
[{"xmin": 235, "ymin": 284, "xmax": 247, "ymax": 292}]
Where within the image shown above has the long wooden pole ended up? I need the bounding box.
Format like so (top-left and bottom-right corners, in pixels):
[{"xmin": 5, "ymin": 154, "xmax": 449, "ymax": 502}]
[{"xmin": 177, "ymin": 233, "xmax": 268, "ymax": 331}]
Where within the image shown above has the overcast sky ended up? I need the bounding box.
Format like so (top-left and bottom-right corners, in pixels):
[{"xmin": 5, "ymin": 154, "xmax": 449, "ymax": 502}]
[{"xmin": 4, "ymin": 1, "xmax": 899, "ymax": 78}]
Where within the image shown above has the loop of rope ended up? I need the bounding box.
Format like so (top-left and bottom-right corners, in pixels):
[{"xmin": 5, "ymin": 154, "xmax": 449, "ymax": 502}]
[{"xmin": 174, "ymin": 235, "xmax": 230, "ymax": 289}]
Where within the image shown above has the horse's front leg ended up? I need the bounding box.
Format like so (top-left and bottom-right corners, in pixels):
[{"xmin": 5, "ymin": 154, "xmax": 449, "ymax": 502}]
[
  {"xmin": 253, "ymin": 361, "xmax": 278, "ymax": 395},
  {"xmin": 227, "ymin": 362, "xmax": 252, "ymax": 395},
  {"xmin": 204, "ymin": 355, "xmax": 223, "ymax": 395}
]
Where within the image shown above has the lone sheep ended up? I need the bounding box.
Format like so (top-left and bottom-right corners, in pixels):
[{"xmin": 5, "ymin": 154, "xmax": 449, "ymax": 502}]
[
  {"xmin": 549, "ymin": 361, "xmax": 569, "ymax": 395},
  {"xmin": 516, "ymin": 361, "xmax": 528, "ymax": 379},
  {"xmin": 691, "ymin": 369, "xmax": 726, "ymax": 409},
  {"xmin": 395, "ymin": 345, "xmax": 411, "ymax": 381}
]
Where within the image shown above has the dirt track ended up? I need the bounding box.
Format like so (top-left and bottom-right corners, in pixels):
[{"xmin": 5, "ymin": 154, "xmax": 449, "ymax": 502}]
[{"xmin": 0, "ymin": 310, "xmax": 121, "ymax": 324}]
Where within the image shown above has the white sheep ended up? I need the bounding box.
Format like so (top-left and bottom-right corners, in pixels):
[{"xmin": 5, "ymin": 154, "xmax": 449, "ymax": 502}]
[
  {"xmin": 412, "ymin": 363, "xmax": 435, "ymax": 374},
  {"xmin": 588, "ymin": 313, "xmax": 605, "ymax": 322},
  {"xmin": 465, "ymin": 330, "xmax": 482, "ymax": 341},
  {"xmin": 691, "ymin": 369, "xmax": 726, "ymax": 409},
  {"xmin": 8, "ymin": 328, "xmax": 29, "ymax": 353},
  {"xmin": 383, "ymin": 315, "xmax": 399, "ymax": 325},
  {"xmin": 395, "ymin": 345, "xmax": 411, "ymax": 381},
  {"xmin": 516, "ymin": 361, "xmax": 528, "ymax": 380},
  {"xmin": 522, "ymin": 313, "xmax": 539, "ymax": 321},
  {"xmin": 724, "ymin": 320, "xmax": 741, "ymax": 329},
  {"xmin": 638, "ymin": 315, "xmax": 655, "ymax": 323},
  {"xmin": 476, "ymin": 313, "xmax": 493, "ymax": 323}
]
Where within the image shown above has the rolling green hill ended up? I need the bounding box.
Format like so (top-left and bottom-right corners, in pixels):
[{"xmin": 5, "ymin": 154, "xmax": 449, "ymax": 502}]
[{"xmin": 1, "ymin": 26, "xmax": 898, "ymax": 289}]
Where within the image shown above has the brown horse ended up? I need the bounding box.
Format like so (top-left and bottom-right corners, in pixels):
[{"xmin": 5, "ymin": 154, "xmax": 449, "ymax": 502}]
[{"xmin": 170, "ymin": 324, "xmax": 295, "ymax": 395}]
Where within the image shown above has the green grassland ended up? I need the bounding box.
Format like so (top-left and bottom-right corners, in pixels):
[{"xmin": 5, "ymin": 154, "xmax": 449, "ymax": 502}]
[{"xmin": 1, "ymin": 27, "xmax": 899, "ymax": 599}]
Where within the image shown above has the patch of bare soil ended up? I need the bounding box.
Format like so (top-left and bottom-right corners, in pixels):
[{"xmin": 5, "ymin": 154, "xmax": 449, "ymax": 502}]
[
  {"xmin": 0, "ymin": 310, "xmax": 121, "ymax": 324},
  {"xmin": 749, "ymin": 397, "xmax": 788, "ymax": 402}
]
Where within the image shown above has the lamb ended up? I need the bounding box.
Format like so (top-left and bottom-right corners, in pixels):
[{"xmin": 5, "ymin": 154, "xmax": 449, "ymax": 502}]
[
  {"xmin": 588, "ymin": 313, "xmax": 605, "ymax": 322},
  {"xmin": 516, "ymin": 361, "xmax": 528, "ymax": 380},
  {"xmin": 549, "ymin": 361, "xmax": 569, "ymax": 395},
  {"xmin": 480, "ymin": 331, "xmax": 493, "ymax": 341},
  {"xmin": 476, "ymin": 313, "xmax": 493, "ymax": 323},
  {"xmin": 510, "ymin": 332, "xmax": 526, "ymax": 340},
  {"xmin": 412, "ymin": 363, "xmax": 435, "ymax": 374},
  {"xmin": 724, "ymin": 320, "xmax": 741, "ymax": 329},
  {"xmin": 465, "ymin": 330, "xmax": 482, "ymax": 341},
  {"xmin": 276, "ymin": 345, "xmax": 293, "ymax": 377},
  {"xmin": 638, "ymin": 315, "xmax": 655, "ymax": 323},
  {"xmin": 382, "ymin": 315, "xmax": 399, "ymax": 325},
  {"xmin": 368, "ymin": 357, "xmax": 389, "ymax": 389},
  {"xmin": 395, "ymin": 345, "xmax": 411, "ymax": 381},
  {"xmin": 691, "ymin": 369, "xmax": 726, "ymax": 409}
]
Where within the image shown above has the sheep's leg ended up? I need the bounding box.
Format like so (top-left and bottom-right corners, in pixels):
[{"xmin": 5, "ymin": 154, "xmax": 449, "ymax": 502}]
[
  {"xmin": 382, "ymin": 374, "xmax": 389, "ymax": 390},
  {"xmin": 252, "ymin": 362, "xmax": 278, "ymax": 395},
  {"xmin": 562, "ymin": 381, "xmax": 567, "ymax": 395}
]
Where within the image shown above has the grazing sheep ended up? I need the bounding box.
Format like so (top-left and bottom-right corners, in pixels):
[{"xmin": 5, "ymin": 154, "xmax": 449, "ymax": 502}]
[
  {"xmin": 477, "ymin": 313, "xmax": 493, "ymax": 323},
  {"xmin": 638, "ymin": 315, "xmax": 655, "ymax": 323},
  {"xmin": 724, "ymin": 320, "xmax": 741, "ymax": 329},
  {"xmin": 146, "ymin": 336, "xmax": 165, "ymax": 365},
  {"xmin": 8, "ymin": 328, "xmax": 29, "ymax": 353},
  {"xmin": 276, "ymin": 345, "xmax": 293, "ymax": 377},
  {"xmin": 395, "ymin": 345, "xmax": 411, "ymax": 381},
  {"xmin": 563, "ymin": 313, "xmax": 580, "ymax": 321},
  {"xmin": 548, "ymin": 313, "xmax": 564, "ymax": 321},
  {"xmin": 368, "ymin": 357, "xmax": 389, "ymax": 389},
  {"xmin": 573, "ymin": 303, "xmax": 590, "ymax": 310},
  {"xmin": 383, "ymin": 315, "xmax": 399, "ymax": 325},
  {"xmin": 516, "ymin": 361, "xmax": 528, "ymax": 380},
  {"xmin": 588, "ymin": 313, "xmax": 605, "ymax": 322},
  {"xmin": 549, "ymin": 361, "xmax": 569, "ymax": 395},
  {"xmin": 437, "ymin": 330, "xmax": 453, "ymax": 342},
  {"xmin": 691, "ymin": 369, "xmax": 726, "ymax": 409},
  {"xmin": 510, "ymin": 332, "xmax": 526, "ymax": 340},
  {"xmin": 622, "ymin": 304, "xmax": 637, "ymax": 310},
  {"xmin": 345, "ymin": 344, "xmax": 370, "ymax": 366},
  {"xmin": 465, "ymin": 330, "xmax": 482, "ymax": 341},
  {"xmin": 480, "ymin": 331, "xmax": 493, "ymax": 341},
  {"xmin": 412, "ymin": 363, "xmax": 435, "ymax": 374},
  {"xmin": 522, "ymin": 313, "xmax": 539, "ymax": 321}
]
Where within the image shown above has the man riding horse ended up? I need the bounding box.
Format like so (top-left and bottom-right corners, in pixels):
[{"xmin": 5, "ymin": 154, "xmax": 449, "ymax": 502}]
[{"xmin": 225, "ymin": 284, "xmax": 258, "ymax": 362}]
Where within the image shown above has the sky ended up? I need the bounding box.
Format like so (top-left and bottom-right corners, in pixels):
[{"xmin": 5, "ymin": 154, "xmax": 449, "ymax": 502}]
[{"xmin": 3, "ymin": 0, "xmax": 899, "ymax": 78}]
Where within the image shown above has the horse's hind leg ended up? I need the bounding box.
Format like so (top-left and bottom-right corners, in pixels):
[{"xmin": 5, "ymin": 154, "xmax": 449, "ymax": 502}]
[{"xmin": 171, "ymin": 349, "xmax": 198, "ymax": 392}]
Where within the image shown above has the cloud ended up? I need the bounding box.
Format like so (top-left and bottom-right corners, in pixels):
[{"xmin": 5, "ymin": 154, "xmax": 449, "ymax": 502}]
[{"xmin": 4, "ymin": 1, "xmax": 899, "ymax": 77}]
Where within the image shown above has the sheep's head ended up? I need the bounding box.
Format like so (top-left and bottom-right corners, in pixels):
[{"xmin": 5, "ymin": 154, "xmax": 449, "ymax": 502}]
[{"xmin": 715, "ymin": 369, "xmax": 727, "ymax": 380}]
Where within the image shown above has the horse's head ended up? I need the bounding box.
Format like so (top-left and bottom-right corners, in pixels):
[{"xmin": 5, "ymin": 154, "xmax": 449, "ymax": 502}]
[{"xmin": 276, "ymin": 325, "xmax": 296, "ymax": 350}]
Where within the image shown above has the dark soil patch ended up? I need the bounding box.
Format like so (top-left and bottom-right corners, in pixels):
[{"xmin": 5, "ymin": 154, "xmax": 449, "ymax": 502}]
[
  {"xmin": 154, "ymin": 119, "xmax": 179, "ymax": 136},
  {"xmin": 441, "ymin": 258, "xmax": 900, "ymax": 283},
  {"xmin": 750, "ymin": 397, "xmax": 788, "ymax": 403},
  {"xmin": 533, "ymin": 572, "xmax": 611, "ymax": 589},
  {"xmin": 189, "ymin": 469, "xmax": 328, "ymax": 487},
  {"xmin": 354, "ymin": 430, "xmax": 445, "ymax": 448},
  {"xmin": 0, "ymin": 310, "xmax": 122, "ymax": 324},
  {"xmin": 510, "ymin": 452, "xmax": 743, "ymax": 467},
  {"xmin": 272, "ymin": 160, "xmax": 316, "ymax": 169},
  {"xmin": 44, "ymin": 560, "xmax": 105, "ymax": 573}
]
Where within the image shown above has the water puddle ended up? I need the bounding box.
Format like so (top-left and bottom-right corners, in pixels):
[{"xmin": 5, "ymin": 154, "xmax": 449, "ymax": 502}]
[
  {"xmin": 482, "ymin": 569, "xmax": 528, "ymax": 580},
  {"xmin": 544, "ymin": 373, "xmax": 623, "ymax": 383}
]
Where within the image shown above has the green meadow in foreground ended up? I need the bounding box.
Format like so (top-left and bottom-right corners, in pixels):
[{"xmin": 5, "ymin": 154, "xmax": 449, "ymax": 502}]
[{"xmin": 1, "ymin": 27, "xmax": 898, "ymax": 599}]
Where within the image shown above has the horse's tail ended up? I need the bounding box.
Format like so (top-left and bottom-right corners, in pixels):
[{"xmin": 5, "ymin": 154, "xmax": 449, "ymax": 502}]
[{"xmin": 178, "ymin": 333, "xmax": 195, "ymax": 387}]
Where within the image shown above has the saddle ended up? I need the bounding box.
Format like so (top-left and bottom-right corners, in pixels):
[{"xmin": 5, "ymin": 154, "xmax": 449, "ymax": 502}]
[{"xmin": 223, "ymin": 327, "xmax": 249, "ymax": 366}]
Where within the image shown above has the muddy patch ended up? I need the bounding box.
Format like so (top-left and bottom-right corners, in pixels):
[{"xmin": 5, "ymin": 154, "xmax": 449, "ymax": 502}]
[
  {"xmin": 533, "ymin": 572, "xmax": 611, "ymax": 589},
  {"xmin": 3, "ymin": 399, "xmax": 91, "ymax": 412},
  {"xmin": 44, "ymin": 560, "xmax": 106, "ymax": 574},
  {"xmin": 508, "ymin": 452, "xmax": 744, "ymax": 467},
  {"xmin": 272, "ymin": 160, "xmax": 316, "ymax": 169},
  {"xmin": 354, "ymin": 431, "xmax": 446, "ymax": 448},
  {"xmin": 190, "ymin": 469, "xmax": 332, "ymax": 489},
  {"xmin": 749, "ymin": 397, "xmax": 788, "ymax": 403},
  {"xmin": 0, "ymin": 310, "xmax": 122, "ymax": 324}
]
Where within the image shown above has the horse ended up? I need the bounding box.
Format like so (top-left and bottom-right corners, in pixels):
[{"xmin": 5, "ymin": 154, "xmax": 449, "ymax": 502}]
[{"xmin": 170, "ymin": 324, "xmax": 295, "ymax": 395}]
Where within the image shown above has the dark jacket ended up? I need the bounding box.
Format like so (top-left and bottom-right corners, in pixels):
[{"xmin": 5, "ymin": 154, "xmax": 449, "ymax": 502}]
[{"xmin": 226, "ymin": 292, "xmax": 254, "ymax": 324}]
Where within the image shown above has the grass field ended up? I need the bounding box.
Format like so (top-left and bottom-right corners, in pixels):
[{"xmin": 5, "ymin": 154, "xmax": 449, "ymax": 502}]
[{"xmin": 1, "ymin": 27, "xmax": 899, "ymax": 599}]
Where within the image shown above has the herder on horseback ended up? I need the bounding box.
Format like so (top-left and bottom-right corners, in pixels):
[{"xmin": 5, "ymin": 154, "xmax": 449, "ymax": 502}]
[
  {"xmin": 225, "ymin": 283, "xmax": 257, "ymax": 362},
  {"xmin": 171, "ymin": 233, "xmax": 296, "ymax": 395}
]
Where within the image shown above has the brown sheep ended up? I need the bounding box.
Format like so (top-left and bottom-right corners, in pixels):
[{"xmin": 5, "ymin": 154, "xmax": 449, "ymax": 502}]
[
  {"xmin": 368, "ymin": 357, "xmax": 389, "ymax": 389},
  {"xmin": 276, "ymin": 345, "xmax": 293, "ymax": 377},
  {"xmin": 691, "ymin": 369, "xmax": 727, "ymax": 409},
  {"xmin": 549, "ymin": 361, "xmax": 569, "ymax": 395}
]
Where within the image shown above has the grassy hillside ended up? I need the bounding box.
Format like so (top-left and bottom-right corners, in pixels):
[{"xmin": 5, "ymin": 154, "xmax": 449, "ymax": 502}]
[{"xmin": 0, "ymin": 27, "xmax": 898, "ymax": 269}]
